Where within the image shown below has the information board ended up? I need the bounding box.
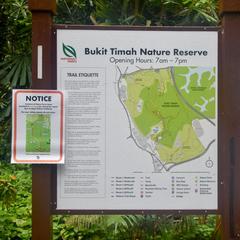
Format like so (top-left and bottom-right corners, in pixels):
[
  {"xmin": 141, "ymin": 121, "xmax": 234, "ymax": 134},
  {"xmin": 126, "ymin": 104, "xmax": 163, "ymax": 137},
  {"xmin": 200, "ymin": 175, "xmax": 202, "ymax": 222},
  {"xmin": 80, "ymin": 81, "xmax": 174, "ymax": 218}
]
[
  {"xmin": 11, "ymin": 90, "xmax": 64, "ymax": 164},
  {"xmin": 56, "ymin": 27, "xmax": 218, "ymax": 210}
]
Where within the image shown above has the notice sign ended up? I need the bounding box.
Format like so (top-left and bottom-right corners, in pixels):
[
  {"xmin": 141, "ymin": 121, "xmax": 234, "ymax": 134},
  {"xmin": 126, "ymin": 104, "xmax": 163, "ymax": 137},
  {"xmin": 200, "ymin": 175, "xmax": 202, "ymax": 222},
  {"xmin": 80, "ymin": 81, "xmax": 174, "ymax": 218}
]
[
  {"xmin": 57, "ymin": 28, "xmax": 218, "ymax": 210},
  {"xmin": 11, "ymin": 90, "xmax": 64, "ymax": 164}
]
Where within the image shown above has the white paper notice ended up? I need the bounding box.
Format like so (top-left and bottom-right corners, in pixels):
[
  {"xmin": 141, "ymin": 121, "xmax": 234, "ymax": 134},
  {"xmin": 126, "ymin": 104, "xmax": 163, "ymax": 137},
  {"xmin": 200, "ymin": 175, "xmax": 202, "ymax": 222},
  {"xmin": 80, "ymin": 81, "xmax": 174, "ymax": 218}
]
[
  {"xmin": 57, "ymin": 29, "xmax": 218, "ymax": 210},
  {"xmin": 11, "ymin": 90, "xmax": 64, "ymax": 164}
]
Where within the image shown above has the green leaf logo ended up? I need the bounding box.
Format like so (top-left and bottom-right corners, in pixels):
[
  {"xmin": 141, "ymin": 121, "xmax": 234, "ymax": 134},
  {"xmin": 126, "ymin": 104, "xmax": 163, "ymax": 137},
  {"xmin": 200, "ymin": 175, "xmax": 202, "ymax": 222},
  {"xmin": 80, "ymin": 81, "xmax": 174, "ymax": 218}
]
[{"xmin": 62, "ymin": 43, "xmax": 77, "ymax": 58}]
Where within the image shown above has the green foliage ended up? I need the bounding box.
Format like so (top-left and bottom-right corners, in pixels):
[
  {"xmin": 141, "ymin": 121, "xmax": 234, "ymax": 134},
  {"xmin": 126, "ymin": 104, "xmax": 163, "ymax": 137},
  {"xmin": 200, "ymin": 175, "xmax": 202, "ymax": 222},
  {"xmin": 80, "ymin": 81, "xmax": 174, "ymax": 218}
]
[
  {"xmin": 52, "ymin": 214, "xmax": 220, "ymax": 240},
  {"xmin": 0, "ymin": 84, "xmax": 12, "ymax": 162},
  {"xmin": 55, "ymin": 0, "xmax": 219, "ymax": 26},
  {"xmin": 0, "ymin": 0, "xmax": 32, "ymax": 162},
  {"xmin": 0, "ymin": 178, "xmax": 16, "ymax": 209},
  {"xmin": 0, "ymin": 163, "xmax": 32, "ymax": 240},
  {"xmin": 0, "ymin": 164, "xmax": 222, "ymax": 240},
  {"xmin": 91, "ymin": 0, "xmax": 219, "ymax": 26},
  {"xmin": 55, "ymin": 0, "xmax": 95, "ymax": 24},
  {"xmin": 162, "ymin": 0, "xmax": 219, "ymax": 26},
  {"xmin": 0, "ymin": 164, "xmax": 17, "ymax": 209},
  {"xmin": 53, "ymin": 215, "xmax": 107, "ymax": 240},
  {"xmin": 1, "ymin": 0, "xmax": 31, "ymax": 55}
]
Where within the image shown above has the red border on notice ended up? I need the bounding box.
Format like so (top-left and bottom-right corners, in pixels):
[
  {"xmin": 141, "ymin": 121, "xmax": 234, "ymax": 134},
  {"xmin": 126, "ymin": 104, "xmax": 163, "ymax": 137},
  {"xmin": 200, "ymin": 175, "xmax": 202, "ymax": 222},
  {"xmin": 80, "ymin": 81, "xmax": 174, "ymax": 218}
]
[{"xmin": 13, "ymin": 90, "xmax": 64, "ymax": 163}]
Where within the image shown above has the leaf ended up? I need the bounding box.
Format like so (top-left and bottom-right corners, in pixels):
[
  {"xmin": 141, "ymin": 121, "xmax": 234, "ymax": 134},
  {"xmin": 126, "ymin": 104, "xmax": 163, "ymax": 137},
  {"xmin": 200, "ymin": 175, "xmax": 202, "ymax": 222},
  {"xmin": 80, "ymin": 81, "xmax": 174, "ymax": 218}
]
[
  {"xmin": 11, "ymin": 60, "xmax": 23, "ymax": 87},
  {"xmin": 27, "ymin": 64, "xmax": 32, "ymax": 86},
  {"xmin": 0, "ymin": 59, "xmax": 18, "ymax": 78},
  {"xmin": 19, "ymin": 58, "xmax": 27, "ymax": 86},
  {"xmin": 4, "ymin": 104, "xmax": 11, "ymax": 118},
  {"xmin": 197, "ymin": 9, "xmax": 218, "ymax": 23},
  {"xmin": 0, "ymin": 69, "xmax": 8, "ymax": 78},
  {"xmin": 62, "ymin": 43, "xmax": 77, "ymax": 58},
  {"xmin": 1, "ymin": 62, "xmax": 19, "ymax": 85},
  {"xmin": 15, "ymin": 219, "xmax": 26, "ymax": 227},
  {"xmin": 0, "ymin": 59, "xmax": 12, "ymax": 68}
]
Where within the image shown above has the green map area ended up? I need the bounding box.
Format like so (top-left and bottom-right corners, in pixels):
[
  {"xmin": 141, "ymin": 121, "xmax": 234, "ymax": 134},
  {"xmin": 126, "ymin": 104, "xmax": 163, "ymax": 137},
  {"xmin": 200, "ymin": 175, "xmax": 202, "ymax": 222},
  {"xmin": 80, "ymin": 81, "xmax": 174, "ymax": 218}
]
[
  {"xmin": 26, "ymin": 114, "xmax": 51, "ymax": 153},
  {"xmin": 119, "ymin": 66, "xmax": 215, "ymax": 166}
]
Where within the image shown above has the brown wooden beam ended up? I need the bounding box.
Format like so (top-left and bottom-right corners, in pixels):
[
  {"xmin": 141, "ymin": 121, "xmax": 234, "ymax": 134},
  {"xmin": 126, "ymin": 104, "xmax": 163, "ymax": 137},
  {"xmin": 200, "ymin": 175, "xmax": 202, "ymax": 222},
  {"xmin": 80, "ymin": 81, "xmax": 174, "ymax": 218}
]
[
  {"xmin": 32, "ymin": 165, "xmax": 53, "ymax": 240},
  {"xmin": 31, "ymin": 12, "xmax": 56, "ymax": 89},
  {"xmin": 220, "ymin": 1, "xmax": 240, "ymax": 238},
  {"xmin": 29, "ymin": 0, "xmax": 56, "ymax": 239},
  {"xmin": 29, "ymin": 0, "xmax": 56, "ymax": 14},
  {"xmin": 219, "ymin": 0, "xmax": 240, "ymax": 15}
]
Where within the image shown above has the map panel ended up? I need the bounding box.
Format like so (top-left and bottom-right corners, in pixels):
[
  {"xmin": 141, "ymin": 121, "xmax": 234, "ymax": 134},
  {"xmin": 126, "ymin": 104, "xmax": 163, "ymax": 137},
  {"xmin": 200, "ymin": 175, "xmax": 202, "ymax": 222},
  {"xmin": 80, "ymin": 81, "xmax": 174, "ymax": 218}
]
[
  {"xmin": 118, "ymin": 66, "xmax": 216, "ymax": 171},
  {"xmin": 26, "ymin": 114, "xmax": 51, "ymax": 153}
]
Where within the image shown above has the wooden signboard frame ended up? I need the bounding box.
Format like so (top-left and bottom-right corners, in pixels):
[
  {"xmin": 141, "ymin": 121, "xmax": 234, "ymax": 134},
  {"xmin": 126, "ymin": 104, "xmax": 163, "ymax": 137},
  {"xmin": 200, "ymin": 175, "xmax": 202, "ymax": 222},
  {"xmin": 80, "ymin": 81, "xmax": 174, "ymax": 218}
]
[{"xmin": 28, "ymin": 0, "xmax": 240, "ymax": 239}]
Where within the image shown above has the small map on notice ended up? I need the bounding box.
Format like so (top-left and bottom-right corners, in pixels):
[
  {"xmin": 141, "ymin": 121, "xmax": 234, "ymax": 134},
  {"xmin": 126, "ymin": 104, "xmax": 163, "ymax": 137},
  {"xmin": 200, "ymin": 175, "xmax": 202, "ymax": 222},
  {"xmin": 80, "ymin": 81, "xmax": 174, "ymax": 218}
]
[
  {"xmin": 26, "ymin": 114, "xmax": 51, "ymax": 153},
  {"xmin": 118, "ymin": 66, "xmax": 216, "ymax": 172}
]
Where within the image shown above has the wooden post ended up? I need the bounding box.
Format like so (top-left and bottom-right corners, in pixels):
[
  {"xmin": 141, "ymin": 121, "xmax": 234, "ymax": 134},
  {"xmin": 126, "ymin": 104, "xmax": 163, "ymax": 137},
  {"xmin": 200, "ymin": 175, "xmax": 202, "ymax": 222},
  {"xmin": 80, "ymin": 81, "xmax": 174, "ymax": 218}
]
[
  {"xmin": 28, "ymin": 1, "xmax": 56, "ymax": 239},
  {"xmin": 220, "ymin": 0, "xmax": 240, "ymax": 239}
]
